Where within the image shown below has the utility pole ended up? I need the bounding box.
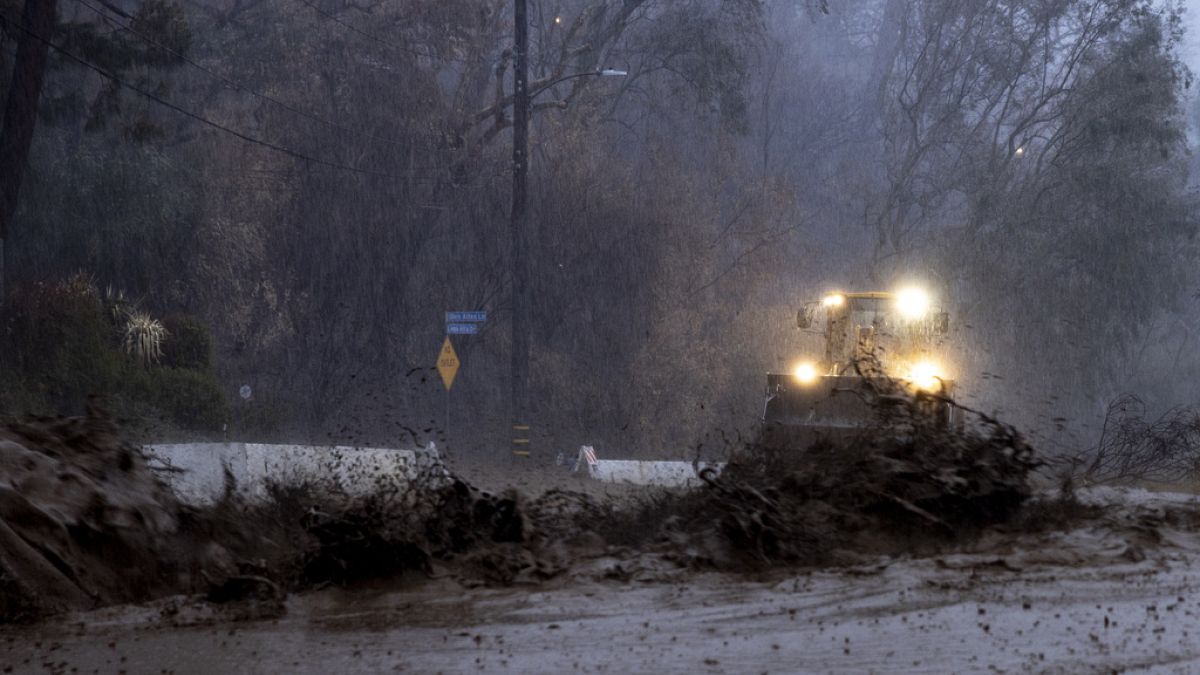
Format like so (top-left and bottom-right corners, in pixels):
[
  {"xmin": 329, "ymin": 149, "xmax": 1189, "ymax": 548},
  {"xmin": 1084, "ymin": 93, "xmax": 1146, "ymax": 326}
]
[{"xmin": 510, "ymin": 0, "xmax": 531, "ymax": 459}]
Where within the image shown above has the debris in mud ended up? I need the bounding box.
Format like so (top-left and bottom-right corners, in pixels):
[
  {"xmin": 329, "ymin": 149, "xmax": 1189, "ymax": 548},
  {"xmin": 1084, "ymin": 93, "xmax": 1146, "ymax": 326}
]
[
  {"xmin": 203, "ymin": 571, "xmax": 286, "ymax": 621},
  {"xmin": 271, "ymin": 480, "xmax": 604, "ymax": 588},
  {"xmin": 1080, "ymin": 394, "xmax": 1200, "ymax": 486},
  {"xmin": 618, "ymin": 395, "xmax": 1046, "ymax": 569}
]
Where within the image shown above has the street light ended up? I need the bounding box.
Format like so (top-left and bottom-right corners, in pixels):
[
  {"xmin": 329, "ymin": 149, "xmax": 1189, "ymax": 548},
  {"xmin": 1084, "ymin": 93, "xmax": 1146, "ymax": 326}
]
[
  {"xmin": 528, "ymin": 69, "xmax": 628, "ymax": 100},
  {"xmin": 510, "ymin": 0, "xmax": 626, "ymax": 461}
]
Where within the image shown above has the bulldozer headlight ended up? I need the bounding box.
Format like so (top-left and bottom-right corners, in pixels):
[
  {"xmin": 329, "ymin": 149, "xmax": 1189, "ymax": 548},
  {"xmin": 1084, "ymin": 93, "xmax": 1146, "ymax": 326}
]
[
  {"xmin": 907, "ymin": 361, "xmax": 943, "ymax": 391},
  {"xmin": 822, "ymin": 293, "xmax": 845, "ymax": 308},
  {"xmin": 895, "ymin": 287, "xmax": 931, "ymax": 320},
  {"xmin": 793, "ymin": 362, "xmax": 819, "ymax": 384}
]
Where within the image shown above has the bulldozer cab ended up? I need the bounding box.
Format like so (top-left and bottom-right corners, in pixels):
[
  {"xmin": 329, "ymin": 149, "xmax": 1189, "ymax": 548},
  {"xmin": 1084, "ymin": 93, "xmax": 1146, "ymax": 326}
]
[
  {"xmin": 800, "ymin": 291, "xmax": 948, "ymax": 378},
  {"xmin": 764, "ymin": 286, "xmax": 957, "ymax": 447}
]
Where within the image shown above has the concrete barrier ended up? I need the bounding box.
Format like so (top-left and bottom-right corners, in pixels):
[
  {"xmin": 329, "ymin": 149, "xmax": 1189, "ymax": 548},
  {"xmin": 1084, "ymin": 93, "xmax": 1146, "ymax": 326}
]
[
  {"xmin": 143, "ymin": 442, "xmax": 442, "ymax": 505},
  {"xmin": 571, "ymin": 446, "xmax": 724, "ymax": 488}
]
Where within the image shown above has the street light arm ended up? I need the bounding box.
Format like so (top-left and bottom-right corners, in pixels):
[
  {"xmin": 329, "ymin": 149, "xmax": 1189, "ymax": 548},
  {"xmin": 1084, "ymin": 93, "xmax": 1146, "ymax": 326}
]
[
  {"xmin": 471, "ymin": 68, "xmax": 626, "ymax": 125},
  {"xmin": 528, "ymin": 69, "xmax": 628, "ymax": 98}
]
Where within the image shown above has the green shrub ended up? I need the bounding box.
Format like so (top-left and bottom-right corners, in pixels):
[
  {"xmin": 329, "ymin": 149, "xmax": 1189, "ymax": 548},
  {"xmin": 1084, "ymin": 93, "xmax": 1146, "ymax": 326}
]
[
  {"xmin": 1, "ymin": 273, "xmax": 123, "ymax": 412},
  {"xmin": 230, "ymin": 396, "xmax": 285, "ymax": 439},
  {"xmin": 161, "ymin": 313, "xmax": 214, "ymax": 370},
  {"xmin": 146, "ymin": 366, "xmax": 227, "ymax": 431}
]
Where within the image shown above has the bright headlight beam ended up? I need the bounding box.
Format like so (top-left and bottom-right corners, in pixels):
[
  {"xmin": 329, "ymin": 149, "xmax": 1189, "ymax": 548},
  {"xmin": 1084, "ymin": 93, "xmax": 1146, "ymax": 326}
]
[
  {"xmin": 822, "ymin": 293, "xmax": 845, "ymax": 308},
  {"xmin": 895, "ymin": 287, "xmax": 931, "ymax": 320},
  {"xmin": 908, "ymin": 361, "xmax": 942, "ymax": 391},
  {"xmin": 793, "ymin": 362, "xmax": 818, "ymax": 384}
]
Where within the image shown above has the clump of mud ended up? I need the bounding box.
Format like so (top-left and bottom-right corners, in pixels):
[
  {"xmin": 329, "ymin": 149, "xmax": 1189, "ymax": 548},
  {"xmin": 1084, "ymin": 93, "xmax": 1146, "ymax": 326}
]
[
  {"xmin": 0, "ymin": 406, "xmax": 234, "ymax": 622},
  {"xmin": 0, "ymin": 407, "xmax": 594, "ymax": 622},
  {"xmin": 219, "ymin": 479, "xmax": 609, "ymax": 590}
]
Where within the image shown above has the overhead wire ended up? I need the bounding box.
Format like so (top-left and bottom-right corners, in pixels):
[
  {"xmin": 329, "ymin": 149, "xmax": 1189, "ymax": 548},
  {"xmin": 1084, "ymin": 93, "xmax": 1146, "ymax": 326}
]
[
  {"xmin": 9, "ymin": 15, "xmax": 459, "ymax": 182},
  {"xmin": 290, "ymin": 0, "xmax": 435, "ymax": 58},
  {"xmin": 72, "ymin": 0, "xmax": 432, "ymax": 156}
]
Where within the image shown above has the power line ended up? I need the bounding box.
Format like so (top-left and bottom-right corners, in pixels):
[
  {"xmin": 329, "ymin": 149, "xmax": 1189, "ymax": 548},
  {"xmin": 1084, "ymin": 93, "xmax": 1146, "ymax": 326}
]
[
  {"xmin": 291, "ymin": 0, "xmax": 434, "ymax": 58},
  {"xmin": 140, "ymin": 142, "xmax": 505, "ymax": 200},
  {"xmin": 11, "ymin": 16, "xmax": 453, "ymax": 182},
  {"xmin": 72, "ymin": 0, "xmax": 428, "ymax": 155}
]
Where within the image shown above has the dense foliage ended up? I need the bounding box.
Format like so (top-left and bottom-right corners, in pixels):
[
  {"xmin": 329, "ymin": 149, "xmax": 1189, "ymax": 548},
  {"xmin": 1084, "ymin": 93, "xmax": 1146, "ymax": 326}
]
[{"xmin": 0, "ymin": 274, "xmax": 226, "ymax": 434}]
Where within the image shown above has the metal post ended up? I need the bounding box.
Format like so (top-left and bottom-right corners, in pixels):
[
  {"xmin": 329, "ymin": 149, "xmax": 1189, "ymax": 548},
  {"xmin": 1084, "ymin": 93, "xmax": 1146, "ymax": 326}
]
[{"xmin": 510, "ymin": 0, "xmax": 531, "ymax": 460}]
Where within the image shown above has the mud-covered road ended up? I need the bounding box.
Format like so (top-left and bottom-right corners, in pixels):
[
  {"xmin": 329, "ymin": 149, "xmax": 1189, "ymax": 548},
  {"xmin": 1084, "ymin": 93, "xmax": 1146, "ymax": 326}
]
[{"xmin": 5, "ymin": 499, "xmax": 1200, "ymax": 674}]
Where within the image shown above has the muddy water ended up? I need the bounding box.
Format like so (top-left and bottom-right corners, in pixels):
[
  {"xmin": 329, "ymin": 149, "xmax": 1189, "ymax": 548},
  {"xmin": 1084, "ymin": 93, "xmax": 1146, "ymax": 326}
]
[{"xmin": 6, "ymin": 532, "xmax": 1200, "ymax": 674}]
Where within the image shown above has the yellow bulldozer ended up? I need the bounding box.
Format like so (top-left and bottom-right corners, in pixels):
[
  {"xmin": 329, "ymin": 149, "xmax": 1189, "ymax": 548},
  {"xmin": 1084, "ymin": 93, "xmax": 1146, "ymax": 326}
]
[{"xmin": 761, "ymin": 287, "xmax": 958, "ymax": 447}]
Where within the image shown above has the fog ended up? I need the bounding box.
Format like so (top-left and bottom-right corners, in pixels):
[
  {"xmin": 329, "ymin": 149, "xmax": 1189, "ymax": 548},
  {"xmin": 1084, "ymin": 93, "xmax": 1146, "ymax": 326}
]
[{"xmin": 2, "ymin": 0, "xmax": 1198, "ymax": 460}]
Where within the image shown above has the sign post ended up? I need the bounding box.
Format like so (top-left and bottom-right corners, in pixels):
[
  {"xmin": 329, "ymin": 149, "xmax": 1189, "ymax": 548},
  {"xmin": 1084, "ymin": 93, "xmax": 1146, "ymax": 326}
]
[
  {"xmin": 436, "ymin": 336, "xmax": 460, "ymax": 434},
  {"xmin": 436, "ymin": 336, "xmax": 460, "ymax": 390},
  {"xmin": 236, "ymin": 384, "xmax": 252, "ymax": 438},
  {"xmin": 437, "ymin": 312, "xmax": 484, "ymax": 443}
]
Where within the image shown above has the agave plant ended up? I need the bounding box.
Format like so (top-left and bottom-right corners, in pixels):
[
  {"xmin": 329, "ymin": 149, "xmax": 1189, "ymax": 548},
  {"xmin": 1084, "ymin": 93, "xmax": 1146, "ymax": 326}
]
[
  {"xmin": 123, "ymin": 310, "xmax": 168, "ymax": 368},
  {"xmin": 63, "ymin": 271, "xmax": 100, "ymax": 300},
  {"xmin": 104, "ymin": 285, "xmax": 133, "ymax": 324}
]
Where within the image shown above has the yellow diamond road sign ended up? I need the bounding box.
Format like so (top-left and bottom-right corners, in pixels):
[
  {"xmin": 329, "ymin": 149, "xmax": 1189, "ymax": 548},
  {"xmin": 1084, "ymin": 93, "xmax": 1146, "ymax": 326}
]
[{"xmin": 437, "ymin": 336, "xmax": 460, "ymax": 390}]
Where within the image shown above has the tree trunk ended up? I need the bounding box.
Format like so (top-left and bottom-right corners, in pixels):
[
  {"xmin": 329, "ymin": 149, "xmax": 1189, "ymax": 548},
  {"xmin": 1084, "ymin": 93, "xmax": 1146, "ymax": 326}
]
[{"xmin": 0, "ymin": 0, "xmax": 58, "ymax": 303}]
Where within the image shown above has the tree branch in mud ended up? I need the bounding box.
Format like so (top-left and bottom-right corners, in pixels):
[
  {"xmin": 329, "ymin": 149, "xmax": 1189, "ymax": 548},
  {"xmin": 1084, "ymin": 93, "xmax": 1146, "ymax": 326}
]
[{"xmin": 1081, "ymin": 394, "xmax": 1200, "ymax": 486}]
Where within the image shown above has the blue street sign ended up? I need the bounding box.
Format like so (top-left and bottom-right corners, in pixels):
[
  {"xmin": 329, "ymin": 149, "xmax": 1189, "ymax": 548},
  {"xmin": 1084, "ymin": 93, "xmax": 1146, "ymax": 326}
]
[
  {"xmin": 446, "ymin": 311, "xmax": 487, "ymax": 323},
  {"xmin": 447, "ymin": 323, "xmax": 479, "ymax": 335}
]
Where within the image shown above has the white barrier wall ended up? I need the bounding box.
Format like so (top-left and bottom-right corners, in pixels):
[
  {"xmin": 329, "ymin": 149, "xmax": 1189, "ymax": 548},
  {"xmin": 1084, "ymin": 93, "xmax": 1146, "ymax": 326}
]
[
  {"xmin": 585, "ymin": 459, "xmax": 723, "ymax": 488},
  {"xmin": 571, "ymin": 447, "xmax": 723, "ymax": 488},
  {"xmin": 143, "ymin": 443, "xmax": 440, "ymax": 505}
]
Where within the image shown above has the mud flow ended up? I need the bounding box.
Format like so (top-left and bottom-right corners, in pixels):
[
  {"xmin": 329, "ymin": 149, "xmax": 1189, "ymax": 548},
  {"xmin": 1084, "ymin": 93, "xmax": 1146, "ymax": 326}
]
[{"xmin": 0, "ymin": 394, "xmax": 1072, "ymax": 623}]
